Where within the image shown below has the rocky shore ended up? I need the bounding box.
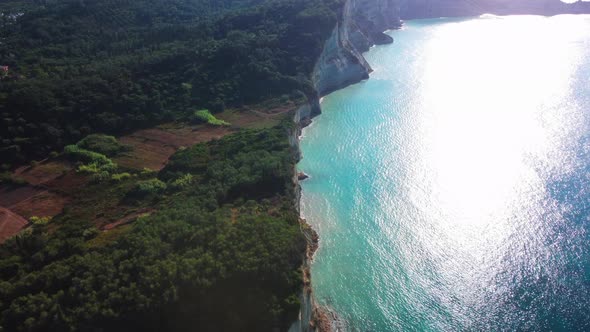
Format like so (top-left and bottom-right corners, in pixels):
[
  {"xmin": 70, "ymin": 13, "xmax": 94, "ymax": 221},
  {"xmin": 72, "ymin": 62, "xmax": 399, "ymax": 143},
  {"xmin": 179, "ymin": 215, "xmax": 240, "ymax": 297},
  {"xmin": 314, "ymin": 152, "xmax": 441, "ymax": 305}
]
[{"xmin": 289, "ymin": 1, "xmax": 403, "ymax": 331}]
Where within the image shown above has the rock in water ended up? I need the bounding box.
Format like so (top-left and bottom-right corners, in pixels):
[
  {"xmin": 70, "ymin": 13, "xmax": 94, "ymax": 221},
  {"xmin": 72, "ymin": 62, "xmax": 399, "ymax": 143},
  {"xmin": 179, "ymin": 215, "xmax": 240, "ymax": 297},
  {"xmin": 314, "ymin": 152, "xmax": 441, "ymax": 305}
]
[{"xmin": 298, "ymin": 172, "xmax": 310, "ymax": 181}]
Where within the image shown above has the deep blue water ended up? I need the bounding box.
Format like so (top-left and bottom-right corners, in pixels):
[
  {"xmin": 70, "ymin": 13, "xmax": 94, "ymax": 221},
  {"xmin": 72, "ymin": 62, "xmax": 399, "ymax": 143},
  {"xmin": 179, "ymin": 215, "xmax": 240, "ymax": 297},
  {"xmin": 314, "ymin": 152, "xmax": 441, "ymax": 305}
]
[{"xmin": 299, "ymin": 15, "xmax": 590, "ymax": 331}]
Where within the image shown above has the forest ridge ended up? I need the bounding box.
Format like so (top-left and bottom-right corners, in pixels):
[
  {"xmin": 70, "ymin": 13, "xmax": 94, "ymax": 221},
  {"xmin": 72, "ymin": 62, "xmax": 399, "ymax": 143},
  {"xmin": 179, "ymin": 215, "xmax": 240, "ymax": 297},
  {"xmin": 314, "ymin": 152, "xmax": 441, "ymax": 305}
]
[
  {"xmin": 0, "ymin": 0, "xmax": 342, "ymax": 168},
  {"xmin": 0, "ymin": 1, "xmax": 346, "ymax": 331}
]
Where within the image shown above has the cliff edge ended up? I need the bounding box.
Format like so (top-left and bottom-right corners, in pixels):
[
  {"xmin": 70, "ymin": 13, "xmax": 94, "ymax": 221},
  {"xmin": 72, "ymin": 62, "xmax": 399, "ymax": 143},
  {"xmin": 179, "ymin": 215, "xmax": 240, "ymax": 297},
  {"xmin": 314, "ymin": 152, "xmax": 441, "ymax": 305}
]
[
  {"xmin": 291, "ymin": 1, "xmax": 402, "ymax": 331},
  {"xmin": 312, "ymin": 0, "xmax": 402, "ymax": 99}
]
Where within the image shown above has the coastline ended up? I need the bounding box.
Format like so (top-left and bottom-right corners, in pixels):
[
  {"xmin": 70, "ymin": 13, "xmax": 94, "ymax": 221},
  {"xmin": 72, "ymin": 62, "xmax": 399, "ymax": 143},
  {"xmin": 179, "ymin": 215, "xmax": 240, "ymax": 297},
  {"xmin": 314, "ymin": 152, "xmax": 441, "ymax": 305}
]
[
  {"xmin": 290, "ymin": 1, "xmax": 590, "ymax": 331},
  {"xmin": 289, "ymin": 1, "xmax": 404, "ymax": 330}
]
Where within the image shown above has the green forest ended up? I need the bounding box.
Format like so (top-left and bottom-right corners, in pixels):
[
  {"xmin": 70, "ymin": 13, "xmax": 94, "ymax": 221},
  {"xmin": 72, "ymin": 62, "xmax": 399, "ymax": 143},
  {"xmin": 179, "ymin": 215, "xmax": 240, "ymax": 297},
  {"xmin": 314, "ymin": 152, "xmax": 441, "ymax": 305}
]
[
  {"xmin": 0, "ymin": 0, "xmax": 346, "ymax": 330},
  {"xmin": 0, "ymin": 122, "xmax": 305, "ymax": 331},
  {"xmin": 0, "ymin": 0, "xmax": 343, "ymax": 167}
]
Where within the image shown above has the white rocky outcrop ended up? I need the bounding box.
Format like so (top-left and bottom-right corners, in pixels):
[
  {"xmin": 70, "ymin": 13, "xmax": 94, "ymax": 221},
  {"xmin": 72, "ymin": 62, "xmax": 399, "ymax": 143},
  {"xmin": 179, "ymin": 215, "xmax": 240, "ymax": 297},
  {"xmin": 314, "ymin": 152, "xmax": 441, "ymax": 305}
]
[{"xmin": 312, "ymin": 0, "xmax": 401, "ymax": 98}]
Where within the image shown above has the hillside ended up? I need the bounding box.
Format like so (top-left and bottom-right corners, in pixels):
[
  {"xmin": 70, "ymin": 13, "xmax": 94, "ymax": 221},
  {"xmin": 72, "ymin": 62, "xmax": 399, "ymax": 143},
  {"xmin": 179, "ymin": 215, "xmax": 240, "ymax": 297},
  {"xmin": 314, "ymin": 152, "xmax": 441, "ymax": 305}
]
[
  {"xmin": 0, "ymin": 0, "xmax": 345, "ymax": 330},
  {"xmin": 3, "ymin": 0, "xmax": 588, "ymax": 331},
  {"xmin": 0, "ymin": 0, "xmax": 342, "ymax": 167}
]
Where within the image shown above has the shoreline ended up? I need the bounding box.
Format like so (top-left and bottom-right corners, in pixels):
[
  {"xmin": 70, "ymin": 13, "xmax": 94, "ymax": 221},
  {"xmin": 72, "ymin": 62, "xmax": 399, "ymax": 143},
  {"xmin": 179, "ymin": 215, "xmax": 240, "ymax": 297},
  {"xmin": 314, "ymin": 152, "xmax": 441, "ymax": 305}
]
[
  {"xmin": 290, "ymin": 1, "xmax": 404, "ymax": 329},
  {"xmin": 291, "ymin": 1, "xmax": 590, "ymax": 331}
]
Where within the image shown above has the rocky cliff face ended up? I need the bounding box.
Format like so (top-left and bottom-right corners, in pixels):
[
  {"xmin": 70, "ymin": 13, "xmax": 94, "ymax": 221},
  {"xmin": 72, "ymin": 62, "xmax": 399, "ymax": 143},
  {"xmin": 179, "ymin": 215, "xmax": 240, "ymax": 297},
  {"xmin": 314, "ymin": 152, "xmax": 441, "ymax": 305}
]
[
  {"xmin": 312, "ymin": 0, "xmax": 402, "ymax": 98},
  {"xmin": 290, "ymin": 2, "xmax": 402, "ymax": 331}
]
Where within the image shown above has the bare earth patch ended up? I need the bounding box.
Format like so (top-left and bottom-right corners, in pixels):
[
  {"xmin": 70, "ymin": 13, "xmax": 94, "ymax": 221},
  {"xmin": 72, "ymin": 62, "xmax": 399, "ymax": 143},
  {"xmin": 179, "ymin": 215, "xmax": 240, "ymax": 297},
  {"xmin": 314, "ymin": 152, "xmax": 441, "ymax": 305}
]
[
  {"xmin": 86, "ymin": 107, "xmax": 293, "ymax": 172},
  {"xmin": 1, "ymin": 109, "xmax": 292, "ymax": 244},
  {"xmin": 0, "ymin": 185, "xmax": 45, "ymax": 207},
  {"xmin": 217, "ymin": 109, "xmax": 282, "ymax": 130},
  {"xmin": 0, "ymin": 207, "xmax": 29, "ymax": 243},
  {"xmin": 10, "ymin": 191, "xmax": 69, "ymax": 219},
  {"xmin": 115, "ymin": 125, "xmax": 231, "ymax": 171},
  {"xmin": 14, "ymin": 160, "xmax": 72, "ymax": 186},
  {"xmin": 44, "ymin": 171, "xmax": 91, "ymax": 195}
]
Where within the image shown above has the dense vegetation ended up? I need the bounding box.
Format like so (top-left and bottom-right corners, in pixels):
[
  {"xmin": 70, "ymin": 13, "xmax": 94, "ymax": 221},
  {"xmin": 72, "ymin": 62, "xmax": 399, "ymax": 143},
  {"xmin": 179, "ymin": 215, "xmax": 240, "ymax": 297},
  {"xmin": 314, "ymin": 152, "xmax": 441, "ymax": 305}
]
[
  {"xmin": 0, "ymin": 0, "xmax": 343, "ymax": 167},
  {"xmin": 194, "ymin": 109, "xmax": 230, "ymax": 126},
  {"xmin": 0, "ymin": 122, "xmax": 305, "ymax": 331},
  {"xmin": 0, "ymin": 0, "xmax": 339, "ymax": 329}
]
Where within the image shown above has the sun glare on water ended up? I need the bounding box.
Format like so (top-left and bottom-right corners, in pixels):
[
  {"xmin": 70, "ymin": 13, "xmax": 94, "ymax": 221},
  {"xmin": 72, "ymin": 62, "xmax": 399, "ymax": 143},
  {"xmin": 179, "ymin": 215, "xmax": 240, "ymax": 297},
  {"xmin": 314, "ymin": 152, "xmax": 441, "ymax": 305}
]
[
  {"xmin": 419, "ymin": 16, "xmax": 582, "ymax": 225},
  {"xmin": 302, "ymin": 14, "xmax": 590, "ymax": 331},
  {"xmin": 394, "ymin": 15, "xmax": 589, "ymax": 320},
  {"xmin": 365, "ymin": 15, "xmax": 590, "ymax": 328}
]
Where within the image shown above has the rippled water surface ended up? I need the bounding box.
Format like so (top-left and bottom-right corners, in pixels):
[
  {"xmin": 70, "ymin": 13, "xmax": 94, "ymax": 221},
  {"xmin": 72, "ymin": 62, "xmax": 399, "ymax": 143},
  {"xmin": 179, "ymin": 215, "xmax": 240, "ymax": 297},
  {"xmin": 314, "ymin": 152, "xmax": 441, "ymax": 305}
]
[{"xmin": 299, "ymin": 15, "xmax": 590, "ymax": 331}]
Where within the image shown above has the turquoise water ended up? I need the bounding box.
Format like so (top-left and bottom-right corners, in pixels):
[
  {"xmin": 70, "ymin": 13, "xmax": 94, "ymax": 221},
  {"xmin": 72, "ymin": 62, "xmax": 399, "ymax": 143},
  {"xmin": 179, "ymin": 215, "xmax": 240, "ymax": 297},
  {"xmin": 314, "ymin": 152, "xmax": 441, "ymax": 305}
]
[{"xmin": 299, "ymin": 15, "xmax": 590, "ymax": 331}]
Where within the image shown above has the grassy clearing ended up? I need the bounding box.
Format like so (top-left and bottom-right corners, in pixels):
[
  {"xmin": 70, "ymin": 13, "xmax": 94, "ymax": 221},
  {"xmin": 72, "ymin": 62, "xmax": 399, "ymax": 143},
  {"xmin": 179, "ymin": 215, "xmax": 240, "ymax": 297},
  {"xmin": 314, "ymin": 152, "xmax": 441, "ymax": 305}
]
[{"xmin": 194, "ymin": 109, "xmax": 230, "ymax": 126}]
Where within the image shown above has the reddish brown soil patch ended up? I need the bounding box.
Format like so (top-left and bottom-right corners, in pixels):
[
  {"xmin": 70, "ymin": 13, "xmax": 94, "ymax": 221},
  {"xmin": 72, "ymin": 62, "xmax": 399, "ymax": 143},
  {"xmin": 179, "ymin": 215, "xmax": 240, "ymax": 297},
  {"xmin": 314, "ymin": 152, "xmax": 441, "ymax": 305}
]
[
  {"xmin": 15, "ymin": 160, "xmax": 72, "ymax": 186},
  {"xmin": 218, "ymin": 110, "xmax": 277, "ymax": 129},
  {"xmin": 11, "ymin": 191, "xmax": 69, "ymax": 219},
  {"xmin": 217, "ymin": 108, "xmax": 291, "ymax": 130},
  {"xmin": 0, "ymin": 170, "xmax": 73, "ymax": 221},
  {"xmin": 0, "ymin": 185, "xmax": 45, "ymax": 207},
  {"xmin": 0, "ymin": 207, "xmax": 29, "ymax": 243},
  {"xmin": 44, "ymin": 171, "xmax": 90, "ymax": 195},
  {"xmin": 115, "ymin": 125, "xmax": 231, "ymax": 171},
  {"xmin": 114, "ymin": 109, "xmax": 289, "ymax": 172}
]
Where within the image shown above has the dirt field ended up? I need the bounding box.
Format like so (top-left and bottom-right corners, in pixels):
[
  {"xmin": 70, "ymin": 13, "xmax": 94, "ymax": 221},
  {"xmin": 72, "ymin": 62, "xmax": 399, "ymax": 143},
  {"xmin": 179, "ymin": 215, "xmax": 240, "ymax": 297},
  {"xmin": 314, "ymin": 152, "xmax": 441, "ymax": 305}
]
[
  {"xmin": 0, "ymin": 184, "xmax": 69, "ymax": 242},
  {"xmin": 216, "ymin": 108, "xmax": 287, "ymax": 130},
  {"xmin": 10, "ymin": 191, "xmax": 70, "ymax": 219},
  {"xmin": 15, "ymin": 160, "xmax": 72, "ymax": 186},
  {"xmin": 44, "ymin": 171, "xmax": 90, "ymax": 195},
  {"xmin": 0, "ymin": 109, "xmax": 293, "ymax": 243},
  {"xmin": 0, "ymin": 207, "xmax": 29, "ymax": 243},
  {"xmin": 114, "ymin": 107, "xmax": 291, "ymax": 171},
  {"xmin": 115, "ymin": 125, "xmax": 232, "ymax": 171},
  {"xmin": 0, "ymin": 185, "xmax": 45, "ymax": 207}
]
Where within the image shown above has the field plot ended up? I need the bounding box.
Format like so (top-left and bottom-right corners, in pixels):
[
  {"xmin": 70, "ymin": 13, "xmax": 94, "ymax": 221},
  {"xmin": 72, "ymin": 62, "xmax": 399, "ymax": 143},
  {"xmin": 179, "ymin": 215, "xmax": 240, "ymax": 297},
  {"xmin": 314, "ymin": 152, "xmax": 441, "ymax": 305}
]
[
  {"xmin": 115, "ymin": 125, "xmax": 231, "ymax": 171},
  {"xmin": 0, "ymin": 207, "xmax": 28, "ymax": 243},
  {"xmin": 15, "ymin": 160, "xmax": 72, "ymax": 186}
]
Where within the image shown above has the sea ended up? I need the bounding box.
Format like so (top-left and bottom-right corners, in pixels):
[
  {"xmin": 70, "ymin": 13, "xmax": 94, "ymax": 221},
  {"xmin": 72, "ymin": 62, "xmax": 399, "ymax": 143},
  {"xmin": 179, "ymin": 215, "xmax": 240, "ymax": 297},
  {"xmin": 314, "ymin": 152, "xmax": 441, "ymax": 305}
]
[{"xmin": 299, "ymin": 15, "xmax": 590, "ymax": 331}]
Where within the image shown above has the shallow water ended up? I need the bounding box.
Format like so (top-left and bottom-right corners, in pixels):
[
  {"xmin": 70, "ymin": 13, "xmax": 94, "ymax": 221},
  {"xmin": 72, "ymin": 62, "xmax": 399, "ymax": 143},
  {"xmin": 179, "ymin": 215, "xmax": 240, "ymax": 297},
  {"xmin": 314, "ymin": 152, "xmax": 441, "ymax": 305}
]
[{"xmin": 299, "ymin": 15, "xmax": 590, "ymax": 331}]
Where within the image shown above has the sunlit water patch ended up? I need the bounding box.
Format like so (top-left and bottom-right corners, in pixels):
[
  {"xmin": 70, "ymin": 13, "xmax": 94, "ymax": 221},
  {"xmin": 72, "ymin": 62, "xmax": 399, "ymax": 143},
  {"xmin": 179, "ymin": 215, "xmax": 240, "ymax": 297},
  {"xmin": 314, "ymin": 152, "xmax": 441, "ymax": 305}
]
[{"xmin": 299, "ymin": 15, "xmax": 590, "ymax": 331}]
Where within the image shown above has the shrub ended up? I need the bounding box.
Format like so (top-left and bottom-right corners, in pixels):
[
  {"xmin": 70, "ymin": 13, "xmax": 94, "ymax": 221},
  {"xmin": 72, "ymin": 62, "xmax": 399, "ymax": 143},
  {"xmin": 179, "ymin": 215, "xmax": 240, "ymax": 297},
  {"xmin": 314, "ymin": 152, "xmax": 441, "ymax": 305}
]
[
  {"xmin": 140, "ymin": 168, "xmax": 156, "ymax": 176},
  {"xmin": 135, "ymin": 178, "xmax": 167, "ymax": 195},
  {"xmin": 77, "ymin": 134, "xmax": 124, "ymax": 156},
  {"xmin": 65, "ymin": 145, "xmax": 117, "ymax": 177},
  {"xmin": 111, "ymin": 173, "xmax": 132, "ymax": 182},
  {"xmin": 30, "ymin": 216, "xmax": 52, "ymax": 226},
  {"xmin": 91, "ymin": 171, "xmax": 111, "ymax": 183},
  {"xmin": 194, "ymin": 110, "xmax": 229, "ymax": 126},
  {"xmin": 64, "ymin": 145, "xmax": 110, "ymax": 164},
  {"xmin": 170, "ymin": 173, "xmax": 194, "ymax": 190},
  {"xmin": 77, "ymin": 163, "xmax": 100, "ymax": 174},
  {"xmin": 82, "ymin": 227, "xmax": 99, "ymax": 239}
]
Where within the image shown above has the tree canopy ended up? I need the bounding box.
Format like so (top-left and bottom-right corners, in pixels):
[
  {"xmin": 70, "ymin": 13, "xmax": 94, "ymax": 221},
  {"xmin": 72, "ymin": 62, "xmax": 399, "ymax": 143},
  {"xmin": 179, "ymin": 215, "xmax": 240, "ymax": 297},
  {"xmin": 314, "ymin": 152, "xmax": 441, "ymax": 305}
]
[
  {"xmin": 0, "ymin": 0, "xmax": 343, "ymax": 167},
  {"xmin": 0, "ymin": 122, "xmax": 305, "ymax": 331}
]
